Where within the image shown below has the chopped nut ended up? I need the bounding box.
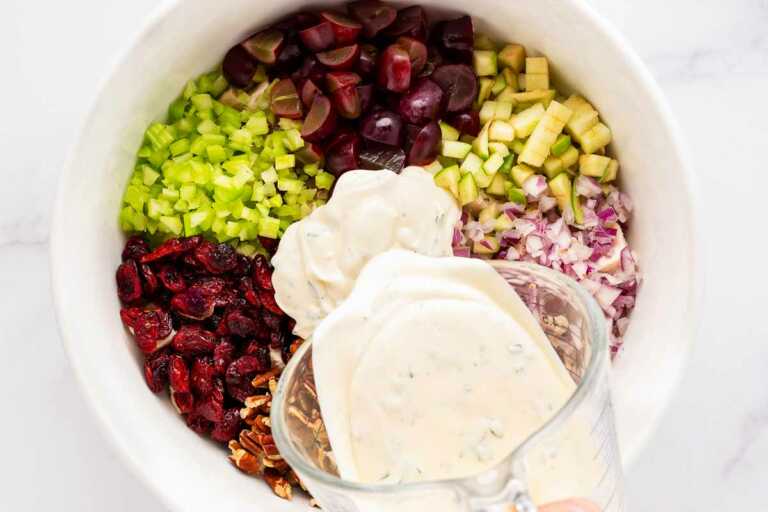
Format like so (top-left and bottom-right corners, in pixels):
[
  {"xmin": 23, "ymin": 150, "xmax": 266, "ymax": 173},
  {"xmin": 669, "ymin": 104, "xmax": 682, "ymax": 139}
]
[
  {"xmin": 251, "ymin": 367, "xmax": 282, "ymax": 389},
  {"xmin": 264, "ymin": 470, "xmax": 293, "ymax": 499},
  {"xmin": 228, "ymin": 440, "xmax": 264, "ymax": 476}
]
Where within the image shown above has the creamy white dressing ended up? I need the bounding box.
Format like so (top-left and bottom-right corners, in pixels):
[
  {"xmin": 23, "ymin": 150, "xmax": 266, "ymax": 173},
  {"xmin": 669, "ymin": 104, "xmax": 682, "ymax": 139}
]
[
  {"xmin": 272, "ymin": 167, "xmax": 460, "ymax": 338},
  {"xmin": 312, "ymin": 250, "xmax": 579, "ymax": 487}
]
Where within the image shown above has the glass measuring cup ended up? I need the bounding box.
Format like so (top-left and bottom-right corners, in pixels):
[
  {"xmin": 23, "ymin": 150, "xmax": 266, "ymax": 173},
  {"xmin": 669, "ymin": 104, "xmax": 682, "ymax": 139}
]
[{"xmin": 271, "ymin": 261, "xmax": 624, "ymax": 512}]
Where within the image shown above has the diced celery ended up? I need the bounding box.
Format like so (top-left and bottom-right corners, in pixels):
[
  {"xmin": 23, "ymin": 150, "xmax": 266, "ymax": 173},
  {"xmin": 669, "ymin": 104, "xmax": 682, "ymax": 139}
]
[
  {"xmin": 512, "ymin": 103, "xmax": 545, "ymax": 138},
  {"xmin": 494, "ymin": 212, "xmax": 514, "ymax": 231},
  {"xmin": 258, "ymin": 216, "xmax": 280, "ymax": 238},
  {"xmin": 158, "ymin": 215, "xmax": 183, "ymax": 235},
  {"xmin": 478, "ymin": 203, "xmax": 500, "ymax": 224},
  {"xmin": 145, "ymin": 123, "xmax": 174, "ymax": 151},
  {"xmin": 315, "ymin": 171, "xmax": 335, "ymax": 190},
  {"xmin": 511, "ymin": 140, "xmax": 525, "ymax": 155},
  {"xmin": 168, "ymin": 97, "xmax": 187, "ymax": 122},
  {"xmin": 275, "ymin": 154, "xmax": 295, "ymax": 170},
  {"xmin": 141, "ymin": 166, "xmax": 160, "ymax": 186},
  {"xmin": 197, "ymin": 119, "xmax": 220, "ymax": 135},
  {"xmin": 277, "ymin": 177, "xmax": 303, "ymax": 193},
  {"xmin": 580, "ymin": 123, "xmax": 612, "ymax": 154},
  {"xmin": 549, "ymin": 173, "xmax": 574, "ymax": 215},
  {"xmin": 502, "ymin": 69, "xmax": 519, "ymax": 91},
  {"xmin": 283, "ymin": 129, "xmax": 304, "ymax": 151},
  {"xmin": 472, "ymin": 122, "xmax": 490, "ymax": 159},
  {"xmin": 601, "ymin": 159, "xmax": 619, "ymax": 183},
  {"xmin": 543, "ymin": 156, "xmax": 564, "ymax": 179},
  {"xmin": 441, "ymin": 140, "xmax": 473, "ymax": 159},
  {"xmin": 499, "ymin": 154, "xmax": 516, "ymax": 175},
  {"xmin": 206, "ymin": 145, "xmax": 227, "ymax": 163},
  {"xmin": 477, "ymin": 78, "xmax": 494, "ymax": 106},
  {"xmin": 579, "ymin": 154, "xmax": 611, "ymax": 177},
  {"xmin": 560, "ymin": 146, "xmax": 579, "ymax": 168},
  {"xmin": 274, "ymin": 204, "xmax": 301, "ymax": 219},
  {"xmin": 474, "ymin": 33, "xmax": 496, "ymax": 51},
  {"xmin": 191, "ymin": 93, "xmax": 214, "ymax": 112},
  {"xmin": 303, "ymin": 163, "xmax": 319, "ymax": 177},
  {"xmin": 440, "ymin": 121, "xmax": 460, "ymax": 141},
  {"xmin": 261, "ymin": 167, "xmax": 278, "ymax": 184},
  {"xmin": 506, "ymin": 186, "xmax": 527, "ymax": 206},
  {"xmin": 491, "ymin": 74, "xmax": 506, "ymax": 96}
]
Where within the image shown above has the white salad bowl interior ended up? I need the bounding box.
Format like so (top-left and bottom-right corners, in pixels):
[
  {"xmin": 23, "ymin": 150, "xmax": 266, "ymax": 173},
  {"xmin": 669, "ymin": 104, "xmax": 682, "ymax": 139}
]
[{"xmin": 50, "ymin": 0, "xmax": 699, "ymax": 510}]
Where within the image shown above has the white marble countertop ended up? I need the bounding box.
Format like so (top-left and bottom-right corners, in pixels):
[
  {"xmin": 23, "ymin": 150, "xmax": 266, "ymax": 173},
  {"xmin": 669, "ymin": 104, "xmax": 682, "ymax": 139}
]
[{"xmin": 1, "ymin": 0, "xmax": 765, "ymax": 509}]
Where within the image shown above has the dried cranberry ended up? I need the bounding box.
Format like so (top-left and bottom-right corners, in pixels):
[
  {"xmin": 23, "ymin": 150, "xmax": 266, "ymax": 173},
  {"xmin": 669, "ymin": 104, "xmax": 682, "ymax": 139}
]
[
  {"xmin": 214, "ymin": 287, "xmax": 241, "ymax": 309},
  {"xmin": 194, "ymin": 241, "xmax": 238, "ymax": 274},
  {"xmin": 226, "ymin": 355, "xmax": 270, "ymax": 402},
  {"xmin": 140, "ymin": 236, "xmax": 202, "ymax": 264},
  {"xmin": 231, "ymin": 254, "xmax": 252, "ymax": 277},
  {"xmin": 122, "ymin": 235, "xmax": 149, "ymax": 262},
  {"xmin": 195, "ymin": 385, "xmax": 225, "ymax": 423},
  {"xmin": 140, "ymin": 263, "xmax": 159, "ymax": 296},
  {"xmin": 191, "ymin": 357, "xmax": 218, "ymax": 396},
  {"xmin": 191, "ymin": 276, "xmax": 227, "ymax": 297},
  {"xmin": 120, "ymin": 306, "xmax": 142, "ymax": 330},
  {"xmin": 286, "ymin": 317, "xmax": 296, "ymax": 334},
  {"xmin": 171, "ymin": 390, "xmax": 194, "ymax": 414},
  {"xmin": 157, "ymin": 264, "xmax": 187, "ymax": 292},
  {"xmin": 171, "ymin": 286, "xmax": 216, "ymax": 320},
  {"xmin": 169, "ymin": 355, "xmax": 191, "ymax": 393},
  {"xmin": 258, "ymin": 289, "xmax": 284, "ymax": 315},
  {"xmin": 240, "ymin": 276, "xmax": 260, "ymax": 306},
  {"xmin": 261, "ymin": 310, "xmax": 283, "ymax": 331},
  {"xmin": 116, "ymin": 260, "xmax": 143, "ymax": 304},
  {"xmin": 133, "ymin": 306, "xmax": 174, "ymax": 354},
  {"xmin": 259, "ymin": 236, "xmax": 279, "ymax": 254},
  {"xmin": 172, "ymin": 324, "xmax": 216, "ymax": 355},
  {"xmin": 211, "ymin": 408, "xmax": 243, "ymax": 443},
  {"xmin": 213, "ymin": 339, "xmax": 237, "ymax": 375},
  {"xmin": 143, "ymin": 351, "xmax": 170, "ymax": 393},
  {"xmin": 185, "ymin": 411, "xmax": 214, "ymax": 435},
  {"xmin": 222, "ymin": 309, "xmax": 258, "ymax": 338}
]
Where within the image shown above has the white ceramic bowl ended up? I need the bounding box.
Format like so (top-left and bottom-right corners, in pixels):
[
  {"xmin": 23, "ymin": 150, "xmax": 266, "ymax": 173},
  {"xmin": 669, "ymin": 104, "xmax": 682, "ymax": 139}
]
[{"xmin": 51, "ymin": 0, "xmax": 699, "ymax": 510}]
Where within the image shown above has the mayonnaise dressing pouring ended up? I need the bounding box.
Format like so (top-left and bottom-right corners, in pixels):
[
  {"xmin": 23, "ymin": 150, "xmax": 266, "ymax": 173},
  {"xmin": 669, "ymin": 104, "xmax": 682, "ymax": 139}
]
[{"xmin": 271, "ymin": 167, "xmax": 601, "ymax": 506}]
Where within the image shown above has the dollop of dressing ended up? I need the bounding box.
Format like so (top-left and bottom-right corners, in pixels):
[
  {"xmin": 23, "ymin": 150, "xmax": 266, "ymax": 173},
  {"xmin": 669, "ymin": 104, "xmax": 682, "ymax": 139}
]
[
  {"xmin": 272, "ymin": 167, "xmax": 460, "ymax": 338},
  {"xmin": 312, "ymin": 250, "xmax": 577, "ymax": 485}
]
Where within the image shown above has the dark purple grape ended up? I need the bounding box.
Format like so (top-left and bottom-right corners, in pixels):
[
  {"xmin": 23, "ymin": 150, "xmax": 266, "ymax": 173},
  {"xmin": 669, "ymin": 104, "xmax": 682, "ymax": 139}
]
[
  {"xmin": 433, "ymin": 16, "xmax": 474, "ymax": 62},
  {"xmin": 241, "ymin": 29, "xmax": 284, "ymax": 65},
  {"xmin": 377, "ymin": 44, "xmax": 411, "ymax": 92},
  {"xmin": 361, "ymin": 109, "xmax": 403, "ymax": 146},
  {"xmin": 332, "ymin": 86, "xmax": 362, "ymax": 119},
  {"xmin": 447, "ymin": 110, "xmax": 481, "ymax": 136},
  {"xmin": 292, "ymin": 56, "xmax": 326, "ymax": 84},
  {"xmin": 300, "ymin": 79, "xmax": 322, "ymax": 108},
  {"xmin": 383, "ymin": 6, "xmax": 428, "ymax": 41},
  {"xmin": 320, "ymin": 11, "xmax": 362, "ymax": 45},
  {"xmin": 273, "ymin": 37, "xmax": 303, "ymax": 74},
  {"xmin": 431, "ymin": 64, "xmax": 478, "ymax": 113},
  {"xmin": 396, "ymin": 37, "xmax": 427, "ymax": 75},
  {"xmin": 398, "ymin": 79, "xmax": 444, "ymax": 125},
  {"xmin": 405, "ymin": 121, "xmax": 440, "ymax": 165},
  {"xmin": 222, "ymin": 45, "xmax": 257, "ymax": 87},
  {"xmin": 347, "ymin": 0, "xmax": 397, "ymax": 38},
  {"xmin": 317, "ymin": 44, "xmax": 361, "ymax": 70},
  {"xmin": 326, "ymin": 132, "xmax": 361, "ymax": 175},
  {"xmin": 359, "ymin": 143, "xmax": 406, "ymax": 173},
  {"xmin": 357, "ymin": 44, "xmax": 378, "ymax": 76},
  {"xmin": 357, "ymin": 84, "xmax": 374, "ymax": 113},
  {"xmin": 301, "ymin": 95, "xmax": 337, "ymax": 142},
  {"xmin": 273, "ymin": 13, "xmax": 320, "ymax": 35}
]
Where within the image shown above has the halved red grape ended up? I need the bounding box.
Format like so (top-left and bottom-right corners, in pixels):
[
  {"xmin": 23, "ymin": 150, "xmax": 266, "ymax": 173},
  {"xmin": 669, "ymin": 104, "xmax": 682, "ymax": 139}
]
[
  {"xmin": 405, "ymin": 121, "xmax": 440, "ymax": 165},
  {"xmin": 301, "ymin": 95, "xmax": 337, "ymax": 142},
  {"xmin": 419, "ymin": 45, "xmax": 444, "ymax": 77},
  {"xmin": 447, "ymin": 110, "xmax": 480, "ymax": 136},
  {"xmin": 395, "ymin": 36, "xmax": 427, "ymax": 75},
  {"xmin": 222, "ymin": 45, "xmax": 258, "ymax": 87},
  {"xmin": 325, "ymin": 132, "xmax": 361, "ymax": 175},
  {"xmin": 320, "ymin": 11, "xmax": 362, "ymax": 45},
  {"xmin": 326, "ymin": 71, "xmax": 362, "ymax": 92},
  {"xmin": 332, "ymin": 86, "xmax": 362, "ymax": 119},
  {"xmin": 357, "ymin": 44, "xmax": 378, "ymax": 76},
  {"xmin": 347, "ymin": 0, "xmax": 397, "ymax": 38},
  {"xmin": 434, "ymin": 16, "xmax": 474, "ymax": 62},
  {"xmin": 317, "ymin": 44, "xmax": 360, "ymax": 70},
  {"xmin": 241, "ymin": 29, "xmax": 284, "ymax": 65},
  {"xmin": 398, "ymin": 78, "xmax": 444, "ymax": 125},
  {"xmin": 299, "ymin": 22, "xmax": 335, "ymax": 52},
  {"xmin": 300, "ymin": 79, "xmax": 322, "ymax": 108},
  {"xmin": 377, "ymin": 44, "xmax": 411, "ymax": 92},
  {"xmin": 357, "ymin": 84, "xmax": 374, "ymax": 113},
  {"xmin": 270, "ymin": 78, "xmax": 303, "ymax": 119},
  {"xmin": 431, "ymin": 64, "xmax": 477, "ymax": 113},
  {"xmin": 361, "ymin": 109, "xmax": 403, "ymax": 146},
  {"xmin": 296, "ymin": 142, "xmax": 325, "ymax": 164},
  {"xmin": 383, "ymin": 6, "xmax": 428, "ymax": 41},
  {"xmin": 359, "ymin": 143, "xmax": 406, "ymax": 173}
]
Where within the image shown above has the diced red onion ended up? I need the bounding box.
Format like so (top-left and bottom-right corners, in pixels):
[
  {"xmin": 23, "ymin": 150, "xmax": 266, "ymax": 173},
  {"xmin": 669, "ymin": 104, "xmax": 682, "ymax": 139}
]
[
  {"xmin": 522, "ymin": 174, "xmax": 547, "ymax": 199},
  {"xmin": 595, "ymin": 284, "xmax": 622, "ymax": 310},
  {"xmin": 575, "ymin": 175, "xmax": 602, "ymax": 198},
  {"xmin": 538, "ymin": 195, "xmax": 557, "ymax": 212},
  {"xmin": 453, "ymin": 246, "xmax": 471, "ymax": 258},
  {"xmin": 620, "ymin": 247, "xmax": 636, "ymax": 274}
]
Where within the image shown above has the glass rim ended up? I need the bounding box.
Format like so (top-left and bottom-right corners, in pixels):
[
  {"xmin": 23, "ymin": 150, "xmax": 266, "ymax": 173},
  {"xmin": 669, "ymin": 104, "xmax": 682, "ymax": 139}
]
[{"xmin": 271, "ymin": 260, "xmax": 609, "ymax": 498}]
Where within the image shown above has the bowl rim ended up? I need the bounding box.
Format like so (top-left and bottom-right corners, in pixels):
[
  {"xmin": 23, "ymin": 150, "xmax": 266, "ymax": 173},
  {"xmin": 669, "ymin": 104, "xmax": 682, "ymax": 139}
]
[{"xmin": 49, "ymin": 0, "xmax": 702, "ymax": 510}]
